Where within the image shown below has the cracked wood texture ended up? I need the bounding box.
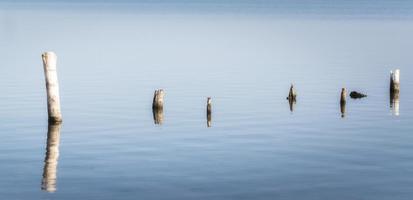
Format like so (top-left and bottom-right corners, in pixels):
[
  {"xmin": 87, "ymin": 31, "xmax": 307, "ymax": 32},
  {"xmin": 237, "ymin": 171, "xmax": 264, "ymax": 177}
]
[{"xmin": 42, "ymin": 52, "xmax": 62, "ymax": 123}]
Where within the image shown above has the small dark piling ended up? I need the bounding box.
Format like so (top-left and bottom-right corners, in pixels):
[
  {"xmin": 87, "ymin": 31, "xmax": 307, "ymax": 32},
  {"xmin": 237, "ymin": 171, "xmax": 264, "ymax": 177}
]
[
  {"xmin": 390, "ymin": 92, "xmax": 400, "ymax": 116},
  {"xmin": 390, "ymin": 69, "xmax": 400, "ymax": 95},
  {"xmin": 390, "ymin": 70, "xmax": 400, "ymax": 116},
  {"xmin": 207, "ymin": 97, "xmax": 212, "ymax": 127},
  {"xmin": 286, "ymin": 84, "xmax": 297, "ymax": 112},
  {"xmin": 340, "ymin": 88, "xmax": 347, "ymax": 104},
  {"xmin": 286, "ymin": 84, "xmax": 297, "ymax": 101},
  {"xmin": 152, "ymin": 89, "xmax": 165, "ymax": 110},
  {"xmin": 153, "ymin": 108, "xmax": 164, "ymax": 125},
  {"xmin": 152, "ymin": 89, "xmax": 165, "ymax": 125},
  {"xmin": 340, "ymin": 88, "xmax": 346, "ymax": 118},
  {"xmin": 288, "ymin": 98, "xmax": 295, "ymax": 112}
]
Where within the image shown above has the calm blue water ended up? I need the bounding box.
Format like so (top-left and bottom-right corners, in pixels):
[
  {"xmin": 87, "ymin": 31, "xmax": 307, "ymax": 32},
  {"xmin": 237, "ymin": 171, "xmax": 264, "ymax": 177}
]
[{"xmin": 1, "ymin": 1, "xmax": 413, "ymax": 200}]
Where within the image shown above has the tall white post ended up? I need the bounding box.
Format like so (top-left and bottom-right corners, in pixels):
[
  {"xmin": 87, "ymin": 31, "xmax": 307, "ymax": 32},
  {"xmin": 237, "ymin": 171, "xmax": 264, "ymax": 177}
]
[{"xmin": 42, "ymin": 52, "xmax": 62, "ymax": 123}]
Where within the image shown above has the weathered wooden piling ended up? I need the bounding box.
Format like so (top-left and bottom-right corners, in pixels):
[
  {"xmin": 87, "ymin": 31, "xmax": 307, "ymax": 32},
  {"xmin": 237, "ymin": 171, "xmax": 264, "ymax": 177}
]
[
  {"xmin": 340, "ymin": 88, "xmax": 346, "ymax": 118},
  {"xmin": 152, "ymin": 108, "xmax": 164, "ymax": 125},
  {"xmin": 42, "ymin": 52, "xmax": 62, "ymax": 123},
  {"xmin": 206, "ymin": 97, "xmax": 212, "ymax": 115},
  {"xmin": 207, "ymin": 115, "xmax": 212, "ymax": 127},
  {"xmin": 287, "ymin": 84, "xmax": 297, "ymax": 101},
  {"xmin": 152, "ymin": 89, "xmax": 164, "ymax": 125},
  {"xmin": 390, "ymin": 69, "xmax": 400, "ymax": 95},
  {"xmin": 340, "ymin": 88, "xmax": 347, "ymax": 104},
  {"xmin": 152, "ymin": 89, "xmax": 165, "ymax": 109},
  {"xmin": 207, "ymin": 97, "xmax": 212, "ymax": 127},
  {"xmin": 41, "ymin": 122, "xmax": 61, "ymax": 193},
  {"xmin": 390, "ymin": 94, "xmax": 400, "ymax": 116},
  {"xmin": 390, "ymin": 88, "xmax": 400, "ymax": 116},
  {"xmin": 288, "ymin": 98, "xmax": 295, "ymax": 112},
  {"xmin": 389, "ymin": 70, "xmax": 400, "ymax": 116}
]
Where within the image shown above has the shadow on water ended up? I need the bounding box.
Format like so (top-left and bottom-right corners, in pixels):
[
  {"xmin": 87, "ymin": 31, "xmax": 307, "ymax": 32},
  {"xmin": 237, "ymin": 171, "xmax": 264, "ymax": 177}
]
[
  {"xmin": 41, "ymin": 122, "xmax": 61, "ymax": 193},
  {"xmin": 153, "ymin": 108, "xmax": 164, "ymax": 125}
]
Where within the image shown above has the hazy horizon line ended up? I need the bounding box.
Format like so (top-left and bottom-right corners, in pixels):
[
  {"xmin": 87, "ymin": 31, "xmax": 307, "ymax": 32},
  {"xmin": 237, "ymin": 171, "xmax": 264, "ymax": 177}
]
[{"xmin": 1, "ymin": 0, "xmax": 413, "ymax": 20}]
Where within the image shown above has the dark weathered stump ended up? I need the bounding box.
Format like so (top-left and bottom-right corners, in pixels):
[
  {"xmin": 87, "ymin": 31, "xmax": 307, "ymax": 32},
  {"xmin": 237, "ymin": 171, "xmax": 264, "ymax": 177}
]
[
  {"xmin": 390, "ymin": 70, "xmax": 400, "ymax": 116},
  {"xmin": 152, "ymin": 89, "xmax": 165, "ymax": 109},
  {"xmin": 288, "ymin": 98, "xmax": 295, "ymax": 112},
  {"xmin": 340, "ymin": 88, "xmax": 346, "ymax": 118},
  {"xmin": 340, "ymin": 88, "xmax": 347, "ymax": 104},
  {"xmin": 286, "ymin": 84, "xmax": 297, "ymax": 101},
  {"xmin": 390, "ymin": 69, "xmax": 400, "ymax": 95},
  {"xmin": 152, "ymin": 107, "xmax": 164, "ymax": 125},
  {"xmin": 152, "ymin": 89, "xmax": 164, "ymax": 125},
  {"xmin": 390, "ymin": 92, "xmax": 400, "ymax": 116},
  {"xmin": 206, "ymin": 97, "xmax": 212, "ymax": 127}
]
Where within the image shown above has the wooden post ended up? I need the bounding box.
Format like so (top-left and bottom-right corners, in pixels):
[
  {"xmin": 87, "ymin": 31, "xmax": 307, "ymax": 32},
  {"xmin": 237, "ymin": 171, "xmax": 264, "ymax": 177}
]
[
  {"xmin": 41, "ymin": 123, "xmax": 61, "ymax": 193},
  {"xmin": 42, "ymin": 52, "xmax": 62, "ymax": 123},
  {"xmin": 390, "ymin": 69, "xmax": 400, "ymax": 94},
  {"xmin": 152, "ymin": 108, "xmax": 164, "ymax": 125},
  {"xmin": 340, "ymin": 88, "xmax": 346, "ymax": 104},
  {"xmin": 288, "ymin": 98, "xmax": 295, "ymax": 112},
  {"xmin": 287, "ymin": 84, "xmax": 297, "ymax": 101},
  {"xmin": 152, "ymin": 89, "xmax": 164, "ymax": 125},
  {"xmin": 390, "ymin": 94, "xmax": 400, "ymax": 116},
  {"xmin": 206, "ymin": 97, "xmax": 212, "ymax": 127},
  {"xmin": 390, "ymin": 70, "xmax": 400, "ymax": 116},
  {"xmin": 152, "ymin": 89, "xmax": 165, "ymax": 109},
  {"xmin": 340, "ymin": 88, "xmax": 346, "ymax": 118},
  {"xmin": 286, "ymin": 84, "xmax": 297, "ymax": 112}
]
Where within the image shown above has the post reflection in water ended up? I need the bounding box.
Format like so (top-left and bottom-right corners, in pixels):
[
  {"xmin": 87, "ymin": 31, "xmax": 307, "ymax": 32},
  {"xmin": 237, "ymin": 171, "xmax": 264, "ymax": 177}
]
[
  {"xmin": 340, "ymin": 101, "xmax": 346, "ymax": 118},
  {"xmin": 41, "ymin": 122, "xmax": 62, "ymax": 193},
  {"xmin": 390, "ymin": 92, "xmax": 400, "ymax": 116},
  {"xmin": 153, "ymin": 108, "xmax": 164, "ymax": 125}
]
